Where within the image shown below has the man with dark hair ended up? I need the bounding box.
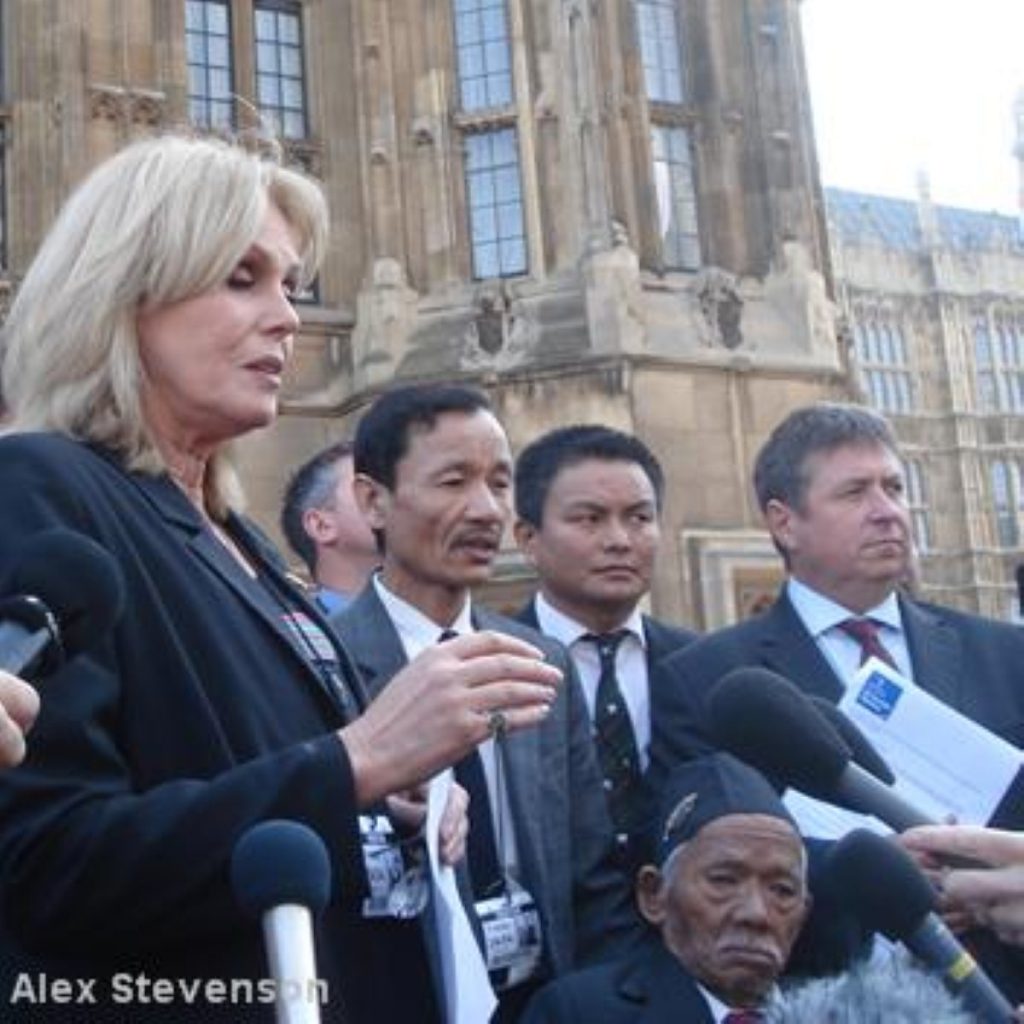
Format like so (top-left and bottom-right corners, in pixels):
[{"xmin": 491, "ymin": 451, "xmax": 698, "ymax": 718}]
[
  {"xmin": 651, "ymin": 400, "xmax": 1024, "ymax": 996},
  {"xmin": 332, "ymin": 385, "xmax": 637, "ymax": 1021},
  {"xmin": 280, "ymin": 440, "xmax": 379, "ymax": 613},
  {"xmin": 521, "ymin": 752, "xmax": 811, "ymax": 1023},
  {"xmin": 513, "ymin": 425, "xmax": 696, "ymax": 869}
]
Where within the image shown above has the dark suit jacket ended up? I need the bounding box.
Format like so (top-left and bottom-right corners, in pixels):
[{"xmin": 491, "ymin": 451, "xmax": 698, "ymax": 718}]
[
  {"xmin": 518, "ymin": 598, "xmax": 697, "ymax": 868},
  {"xmin": 520, "ymin": 942, "xmax": 715, "ymax": 1024},
  {"xmin": 0, "ymin": 433, "xmax": 438, "ymax": 1023},
  {"xmin": 650, "ymin": 586, "xmax": 1024, "ymax": 997},
  {"xmin": 332, "ymin": 584, "xmax": 640, "ymax": 982},
  {"xmin": 651, "ymin": 587, "xmax": 1024, "ymax": 773}
]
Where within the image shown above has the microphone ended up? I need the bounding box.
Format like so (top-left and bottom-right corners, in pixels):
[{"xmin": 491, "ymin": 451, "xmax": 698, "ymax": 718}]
[
  {"xmin": 0, "ymin": 529, "xmax": 125, "ymax": 679},
  {"xmin": 231, "ymin": 819, "xmax": 332, "ymax": 1024},
  {"xmin": 828, "ymin": 829, "xmax": 1016, "ymax": 1023},
  {"xmin": 806, "ymin": 693, "xmax": 896, "ymax": 785},
  {"xmin": 706, "ymin": 667, "xmax": 930, "ymax": 831}
]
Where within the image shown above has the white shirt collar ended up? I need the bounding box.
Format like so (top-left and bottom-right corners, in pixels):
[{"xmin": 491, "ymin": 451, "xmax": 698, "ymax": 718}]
[
  {"xmin": 533, "ymin": 591, "xmax": 646, "ymax": 648},
  {"xmin": 786, "ymin": 577, "xmax": 903, "ymax": 640},
  {"xmin": 373, "ymin": 573, "xmax": 473, "ymax": 661}
]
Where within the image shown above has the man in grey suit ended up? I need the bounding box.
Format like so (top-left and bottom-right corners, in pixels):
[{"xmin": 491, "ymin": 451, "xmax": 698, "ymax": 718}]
[
  {"xmin": 512, "ymin": 425, "xmax": 696, "ymax": 870},
  {"xmin": 651, "ymin": 401, "xmax": 1024, "ymax": 997},
  {"xmin": 332, "ymin": 384, "xmax": 637, "ymax": 1021}
]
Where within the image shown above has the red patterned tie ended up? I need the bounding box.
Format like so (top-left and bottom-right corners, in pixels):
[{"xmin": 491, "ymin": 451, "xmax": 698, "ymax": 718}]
[
  {"xmin": 723, "ymin": 1011, "xmax": 764, "ymax": 1023},
  {"xmin": 837, "ymin": 617, "xmax": 898, "ymax": 671}
]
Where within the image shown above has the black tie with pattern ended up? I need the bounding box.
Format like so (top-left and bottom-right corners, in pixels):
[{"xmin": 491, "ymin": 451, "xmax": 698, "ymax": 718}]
[{"xmin": 584, "ymin": 630, "xmax": 643, "ymax": 839}]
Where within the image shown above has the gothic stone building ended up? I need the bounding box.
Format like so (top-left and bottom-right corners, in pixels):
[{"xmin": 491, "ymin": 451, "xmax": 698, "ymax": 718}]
[{"xmin": 1, "ymin": 1, "xmax": 859, "ymax": 630}]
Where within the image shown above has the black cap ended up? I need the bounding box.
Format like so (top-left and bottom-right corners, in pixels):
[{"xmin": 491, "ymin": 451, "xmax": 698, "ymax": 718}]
[{"xmin": 656, "ymin": 752, "xmax": 798, "ymax": 862}]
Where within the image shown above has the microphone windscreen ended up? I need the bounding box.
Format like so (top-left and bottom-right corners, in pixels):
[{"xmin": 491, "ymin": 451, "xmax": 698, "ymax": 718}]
[
  {"xmin": 231, "ymin": 819, "xmax": 332, "ymax": 918},
  {"xmin": 4, "ymin": 529, "xmax": 125, "ymax": 657},
  {"xmin": 827, "ymin": 828, "xmax": 935, "ymax": 940},
  {"xmin": 807, "ymin": 695, "xmax": 896, "ymax": 785},
  {"xmin": 706, "ymin": 667, "xmax": 851, "ymax": 796}
]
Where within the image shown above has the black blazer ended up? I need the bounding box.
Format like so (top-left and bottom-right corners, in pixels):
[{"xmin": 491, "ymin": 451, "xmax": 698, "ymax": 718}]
[
  {"xmin": 0, "ymin": 433, "xmax": 439, "ymax": 1023},
  {"xmin": 520, "ymin": 941, "xmax": 715, "ymax": 1024}
]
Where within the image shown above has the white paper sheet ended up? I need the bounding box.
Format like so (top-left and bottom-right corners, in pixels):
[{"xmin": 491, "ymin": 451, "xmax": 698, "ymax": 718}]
[
  {"xmin": 426, "ymin": 770, "xmax": 497, "ymax": 1024},
  {"xmin": 785, "ymin": 657, "xmax": 1023, "ymax": 841}
]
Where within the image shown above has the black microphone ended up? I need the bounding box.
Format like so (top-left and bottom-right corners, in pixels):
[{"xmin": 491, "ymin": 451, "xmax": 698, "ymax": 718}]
[
  {"xmin": 231, "ymin": 819, "xmax": 332, "ymax": 1024},
  {"xmin": 0, "ymin": 529, "xmax": 125, "ymax": 679},
  {"xmin": 806, "ymin": 693, "xmax": 896, "ymax": 785},
  {"xmin": 828, "ymin": 829, "xmax": 1016, "ymax": 1023},
  {"xmin": 706, "ymin": 667, "xmax": 931, "ymax": 831}
]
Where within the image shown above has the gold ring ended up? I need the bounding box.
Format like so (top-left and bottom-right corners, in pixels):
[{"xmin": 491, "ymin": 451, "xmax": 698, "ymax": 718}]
[{"xmin": 487, "ymin": 709, "xmax": 507, "ymax": 736}]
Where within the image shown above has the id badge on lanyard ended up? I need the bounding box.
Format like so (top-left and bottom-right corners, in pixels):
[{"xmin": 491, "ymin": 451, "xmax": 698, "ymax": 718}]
[
  {"xmin": 475, "ymin": 877, "xmax": 543, "ymax": 984},
  {"xmin": 358, "ymin": 814, "xmax": 428, "ymax": 920}
]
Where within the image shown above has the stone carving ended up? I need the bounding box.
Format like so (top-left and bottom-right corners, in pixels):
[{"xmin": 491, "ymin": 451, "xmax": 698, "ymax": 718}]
[
  {"xmin": 696, "ymin": 267, "xmax": 744, "ymax": 349},
  {"xmin": 460, "ymin": 283, "xmax": 536, "ymax": 370},
  {"xmin": 88, "ymin": 84, "xmax": 166, "ymax": 127}
]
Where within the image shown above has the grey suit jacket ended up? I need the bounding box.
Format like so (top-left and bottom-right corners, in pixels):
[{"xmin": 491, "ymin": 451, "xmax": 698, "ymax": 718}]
[{"xmin": 331, "ymin": 584, "xmax": 640, "ymax": 981}]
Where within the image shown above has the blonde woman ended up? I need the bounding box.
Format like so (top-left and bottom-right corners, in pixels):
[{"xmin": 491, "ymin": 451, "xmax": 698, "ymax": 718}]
[{"xmin": 0, "ymin": 135, "xmax": 558, "ymax": 1022}]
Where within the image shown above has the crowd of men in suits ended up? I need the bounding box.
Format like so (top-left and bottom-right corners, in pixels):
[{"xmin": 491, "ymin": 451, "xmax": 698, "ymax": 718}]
[
  {"xmin": 8, "ymin": 382, "xmax": 1024, "ymax": 1019},
  {"xmin": 270, "ymin": 384, "xmax": 1024, "ymax": 1020}
]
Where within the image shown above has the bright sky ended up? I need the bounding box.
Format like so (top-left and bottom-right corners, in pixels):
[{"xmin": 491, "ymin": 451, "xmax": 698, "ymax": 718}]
[{"xmin": 800, "ymin": 0, "xmax": 1024, "ymax": 213}]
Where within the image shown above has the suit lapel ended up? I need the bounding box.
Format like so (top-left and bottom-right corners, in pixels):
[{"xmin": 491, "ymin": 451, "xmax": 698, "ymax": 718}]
[
  {"xmin": 337, "ymin": 585, "xmax": 410, "ymax": 699},
  {"xmin": 900, "ymin": 597, "xmax": 962, "ymax": 707},
  {"xmin": 126, "ymin": 469, "xmax": 354, "ymax": 715},
  {"xmin": 756, "ymin": 594, "xmax": 845, "ymax": 702},
  {"xmin": 617, "ymin": 944, "xmax": 716, "ymax": 1022}
]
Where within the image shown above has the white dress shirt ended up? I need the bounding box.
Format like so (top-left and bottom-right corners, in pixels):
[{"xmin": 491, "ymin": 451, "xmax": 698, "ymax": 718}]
[
  {"xmin": 786, "ymin": 578, "xmax": 914, "ymax": 687},
  {"xmin": 532, "ymin": 592, "xmax": 652, "ymax": 769}
]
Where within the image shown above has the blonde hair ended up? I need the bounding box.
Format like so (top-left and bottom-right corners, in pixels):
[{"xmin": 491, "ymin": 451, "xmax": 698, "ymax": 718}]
[{"xmin": 1, "ymin": 133, "xmax": 328, "ymax": 516}]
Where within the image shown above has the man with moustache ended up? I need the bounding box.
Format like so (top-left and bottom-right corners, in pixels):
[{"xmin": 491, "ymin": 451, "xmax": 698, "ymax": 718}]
[
  {"xmin": 331, "ymin": 385, "xmax": 637, "ymax": 1021},
  {"xmin": 521, "ymin": 753, "xmax": 811, "ymax": 1023},
  {"xmin": 513, "ymin": 426, "xmax": 696, "ymax": 870},
  {"xmin": 651, "ymin": 401, "xmax": 1024, "ymax": 996}
]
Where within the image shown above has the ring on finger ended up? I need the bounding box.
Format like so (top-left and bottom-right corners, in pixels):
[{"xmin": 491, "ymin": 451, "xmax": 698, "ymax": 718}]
[{"xmin": 486, "ymin": 708, "xmax": 507, "ymax": 736}]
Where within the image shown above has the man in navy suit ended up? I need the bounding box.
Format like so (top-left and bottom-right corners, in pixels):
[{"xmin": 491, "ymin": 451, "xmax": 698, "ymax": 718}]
[
  {"xmin": 651, "ymin": 401, "xmax": 1024, "ymax": 997},
  {"xmin": 522, "ymin": 752, "xmax": 811, "ymax": 1023},
  {"xmin": 332, "ymin": 385, "xmax": 637, "ymax": 1021},
  {"xmin": 513, "ymin": 426, "xmax": 696, "ymax": 869}
]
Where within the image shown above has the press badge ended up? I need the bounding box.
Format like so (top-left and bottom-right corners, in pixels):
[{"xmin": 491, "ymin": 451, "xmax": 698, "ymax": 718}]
[
  {"xmin": 358, "ymin": 814, "xmax": 428, "ymax": 920},
  {"xmin": 475, "ymin": 880, "xmax": 542, "ymax": 982}
]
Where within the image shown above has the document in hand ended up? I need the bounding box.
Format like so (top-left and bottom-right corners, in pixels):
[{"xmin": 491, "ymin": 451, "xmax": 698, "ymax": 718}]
[{"xmin": 785, "ymin": 658, "xmax": 1023, "ymax": 840}]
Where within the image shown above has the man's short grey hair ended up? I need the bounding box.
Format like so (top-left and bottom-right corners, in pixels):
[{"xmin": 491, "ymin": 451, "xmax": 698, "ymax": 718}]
[{"xmin": 753, "ymin": 403, "xmax": 901, "ymax": 514}]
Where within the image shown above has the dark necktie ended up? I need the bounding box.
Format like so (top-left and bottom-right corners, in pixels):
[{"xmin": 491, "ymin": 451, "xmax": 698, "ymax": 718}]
[
  {"xmin": 723, "ymin": 1011, "xmax": 764, "ymax": 1023},
  {"xmin": 837, "ymin": 617, "xmax": 898, "ymax": 671},
  {"xmin": 584, "ymin": 630, "xmax": 643, "ymax": 837},
  {"xmin": 441, "ymin": 629, "xmax": 505, "ymax": 900}
]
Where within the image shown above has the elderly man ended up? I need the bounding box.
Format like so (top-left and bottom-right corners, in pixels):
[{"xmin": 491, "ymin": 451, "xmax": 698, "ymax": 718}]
[
  {"xmin": 522, "ymin": 752, "xmax": 811, "ymax": 1022},
  {"xmin": 332, "ymin": 383, "xmax": 637, "ymax": 1021}
]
